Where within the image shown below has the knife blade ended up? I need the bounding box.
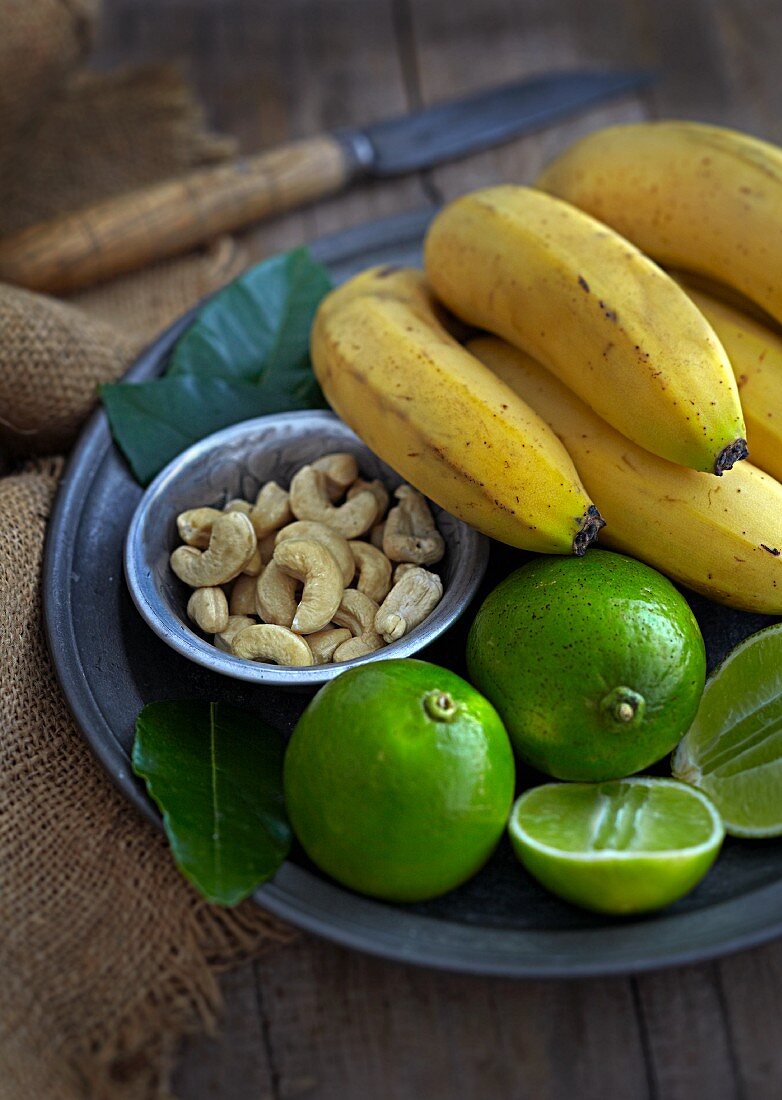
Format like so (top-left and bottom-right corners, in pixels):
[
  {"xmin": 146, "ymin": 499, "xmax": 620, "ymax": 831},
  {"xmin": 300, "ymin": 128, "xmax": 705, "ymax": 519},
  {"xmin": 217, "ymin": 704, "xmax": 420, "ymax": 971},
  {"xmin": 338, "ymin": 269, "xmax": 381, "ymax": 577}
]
[
  {"xmin": 0, "ymin": 70, "xmax": 653, "ymax": 293},
  {"xmin": 337, "ymin": 70, "xmax": 653, "ymax": 176}
]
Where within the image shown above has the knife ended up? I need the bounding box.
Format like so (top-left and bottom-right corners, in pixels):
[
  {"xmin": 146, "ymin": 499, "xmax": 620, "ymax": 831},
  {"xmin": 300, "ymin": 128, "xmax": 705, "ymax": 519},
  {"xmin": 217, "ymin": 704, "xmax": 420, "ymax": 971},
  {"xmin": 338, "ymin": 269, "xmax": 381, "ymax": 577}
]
[{"xmin": 0, "ymin": 70, "xmax": 651, "ymax": 294}]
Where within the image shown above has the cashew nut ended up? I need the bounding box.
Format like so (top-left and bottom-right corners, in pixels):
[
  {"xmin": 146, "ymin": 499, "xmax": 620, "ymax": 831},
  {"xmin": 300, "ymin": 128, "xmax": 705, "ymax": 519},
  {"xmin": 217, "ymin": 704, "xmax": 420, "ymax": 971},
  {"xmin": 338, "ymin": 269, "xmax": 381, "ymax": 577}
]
[
  {"xmin": 255, "ymin": 561, "xmax": 299, "ymax": 627},
  {"xmin": 214, "ymin": 614, "xmax": 256, "ymax": 652},
  {"xmin": 347, "ymin": 478, "xmax": 389, "ymax": 522},
  {"xmin": 333, "ymin": 634, "xmax": 385, "ymax": 662},
  {"xmin": 332, "ymin": 588, "xmax": 380, "ymax": 635},
  {"xmin": 332, "ymin": 588, "xmax": 384, "ymax": 658},
  {"xmin": 241, "ymin": 546, "xmax": 264, "ymax": 576},
  {"xmin": 273, "ymin": 538, "xmax": 344, "ymax": 634},
  {"xmin": 383, "ymin": 486, "xmax": 445, "ymax": 565},
  {"xmin": 394, "ymin": 562, "xmax": 418, "ymax": 582},
  {"xmin": 186, "ymin": 586, "xmax": 229, "ymax": 634},
  {"xmin": 289, "ymin": 466, "xmax": 377, "ymax": 538},
  {"xmin": 229, "ymin": 573, "xmax": 260, "ymax": 616},
  {"xmin": 171, "ymin": 511, "xmax": 257, "ymax": 587},
  {"xmin": 173, "ymin": 455, "xmax": 450, "ymax": 665},
  {"xmin": 349, "ymin": 541, "xmax": 393, "ymax": 603},
  {"xmin": 275, "ymin": 520, "xmax": 354, "ymax": 586},
  {"xmin": 259, "ymin": 532, "xmax": 277, "ymax": 565},
  {"xmin": 306, "ymin": 626, "xmax": 352, "ymax": 664},
  {"xmin": 312, "ymin": 452, "xmax": 359, "ymax": 501},
  {"xmin": 370, "ymin": 522, "xmax": 386, "ymax": 550},
  {"xmin": 249, "ymin": 481, "xmax": 292, "ymax": 539},
  {"xmin": 375, "ymin": 567, "xmax": 443, "ymax": 642},
  {"xmin": 231, "ymin": 624, "xmax": 313, "ymax": 666},
  {"xmin": 177, "ymin": 507, "xmax": 223, "ymax": 548}
]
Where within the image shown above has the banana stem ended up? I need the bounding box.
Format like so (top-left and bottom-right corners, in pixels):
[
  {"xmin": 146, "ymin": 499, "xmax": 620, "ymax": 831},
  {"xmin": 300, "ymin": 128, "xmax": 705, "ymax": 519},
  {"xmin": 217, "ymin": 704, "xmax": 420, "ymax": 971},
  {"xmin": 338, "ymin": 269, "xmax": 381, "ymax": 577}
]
[
  {"xmin": 573, "ymin": 505, "xmax": 606, "ymax": 556},
  {"xmin": 715, "ymin": 438, "xmax": 749, "ymax": 475}
]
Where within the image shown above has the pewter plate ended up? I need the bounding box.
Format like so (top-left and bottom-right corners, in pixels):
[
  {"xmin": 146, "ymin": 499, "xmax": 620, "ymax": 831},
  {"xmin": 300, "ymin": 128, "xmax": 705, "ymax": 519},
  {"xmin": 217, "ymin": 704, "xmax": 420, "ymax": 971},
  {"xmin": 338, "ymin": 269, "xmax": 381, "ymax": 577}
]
[{"xmin": 43, "ymin": 209, "xmax": 782, "ymax": 976}]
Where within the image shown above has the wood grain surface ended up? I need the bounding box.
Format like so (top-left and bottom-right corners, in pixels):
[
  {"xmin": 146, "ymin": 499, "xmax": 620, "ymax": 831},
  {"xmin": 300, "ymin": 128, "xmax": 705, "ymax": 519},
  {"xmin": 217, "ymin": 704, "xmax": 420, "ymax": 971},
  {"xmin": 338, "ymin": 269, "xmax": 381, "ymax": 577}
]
[{"xmin": 93, "ymin": 2, "xmax": 782, "ymax": 1097}]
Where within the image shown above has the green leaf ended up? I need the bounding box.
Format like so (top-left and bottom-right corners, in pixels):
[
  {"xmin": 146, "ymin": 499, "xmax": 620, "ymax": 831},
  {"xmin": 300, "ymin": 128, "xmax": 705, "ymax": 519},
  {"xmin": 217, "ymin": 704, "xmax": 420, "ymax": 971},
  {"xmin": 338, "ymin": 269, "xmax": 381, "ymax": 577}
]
[
  {"xmin": 101, "ymin": 375, "xmax": 290, "ymax": 486},
  {"xmin": 101, "ymin": 247, "xmax": 332, "ymax": 485},
  {"xmin": 168, "ymin": 247, "xmax": 332, "ymax": 388},
  {"xmin": 132, "ymin": 700, "xmax": 291, "ymax": 906}
]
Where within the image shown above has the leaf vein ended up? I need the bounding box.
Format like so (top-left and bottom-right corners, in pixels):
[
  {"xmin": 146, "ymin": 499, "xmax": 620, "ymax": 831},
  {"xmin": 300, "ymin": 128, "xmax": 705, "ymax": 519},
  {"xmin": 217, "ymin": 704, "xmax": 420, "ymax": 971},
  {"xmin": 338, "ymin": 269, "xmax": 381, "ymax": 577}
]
[{"xmin": 209, "ymin": 702, "xmax": 222, "ymax": 890}]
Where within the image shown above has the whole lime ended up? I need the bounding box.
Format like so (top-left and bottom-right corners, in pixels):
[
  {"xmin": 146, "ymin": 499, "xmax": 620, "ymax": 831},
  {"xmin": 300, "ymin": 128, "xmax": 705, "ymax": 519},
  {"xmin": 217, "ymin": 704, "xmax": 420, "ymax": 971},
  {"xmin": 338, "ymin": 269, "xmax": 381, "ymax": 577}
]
[
  {"xmin": 466, "ymin": 550, "xmax": 706, "ymax": 781},
  {"xmin": 283, "ymin": 659, "xmax": 516, "ymax": 901}
]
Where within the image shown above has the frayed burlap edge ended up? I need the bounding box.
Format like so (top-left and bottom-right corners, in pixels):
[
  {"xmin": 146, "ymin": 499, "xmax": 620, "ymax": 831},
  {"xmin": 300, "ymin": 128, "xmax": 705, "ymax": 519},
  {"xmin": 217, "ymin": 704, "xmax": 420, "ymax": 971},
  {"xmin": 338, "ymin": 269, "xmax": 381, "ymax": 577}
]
[
  {"xmin": 76, "ymin": 902, "xmax": 296, "ymax": 1100},
  {"xmin": 0, "ymin": 63, "xmax": 236, "ymax": 236},
  {"xmin": 0, "ymin": 37, "xmax": 293, "ymax": 1100},
  {"xmin": 0, "ymin": 460, "xmax": 295, "ymax": 1100}
]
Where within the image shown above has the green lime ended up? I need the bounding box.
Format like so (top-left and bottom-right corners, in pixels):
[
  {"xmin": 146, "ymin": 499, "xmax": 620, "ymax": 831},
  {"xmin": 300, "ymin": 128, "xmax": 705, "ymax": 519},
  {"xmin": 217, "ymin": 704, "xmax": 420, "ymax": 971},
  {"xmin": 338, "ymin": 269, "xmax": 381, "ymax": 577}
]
[
  {"xmin": 508, "ymin": 778, "xmax": 724, "ymax": 914},
  {"xmin": 283, "ymin": 659, "xmax": 516, "ymax": 902},
  {"xmin": 466, "ymin": 550, "xmax": 706, "ymax": 781},
  {"xmin": 673, "ymin": 622, "xmax": 782, "ymax": 837}
]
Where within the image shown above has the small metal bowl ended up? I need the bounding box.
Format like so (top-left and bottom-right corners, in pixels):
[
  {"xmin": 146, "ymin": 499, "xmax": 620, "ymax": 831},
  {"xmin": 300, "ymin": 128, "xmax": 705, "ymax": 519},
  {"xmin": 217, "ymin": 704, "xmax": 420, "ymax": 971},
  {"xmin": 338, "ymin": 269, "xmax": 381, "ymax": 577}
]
[{"xmin": 124, "ymin": 410, "xmax": 489, "ymax": 688}]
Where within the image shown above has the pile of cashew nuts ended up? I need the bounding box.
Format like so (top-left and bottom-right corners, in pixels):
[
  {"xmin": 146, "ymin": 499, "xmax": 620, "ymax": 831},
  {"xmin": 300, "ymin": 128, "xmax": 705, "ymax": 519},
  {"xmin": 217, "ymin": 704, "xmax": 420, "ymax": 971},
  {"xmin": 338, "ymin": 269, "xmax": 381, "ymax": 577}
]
[{"xmin": 169, "ymin": 452, "xmax": 446, "ymax": 667}]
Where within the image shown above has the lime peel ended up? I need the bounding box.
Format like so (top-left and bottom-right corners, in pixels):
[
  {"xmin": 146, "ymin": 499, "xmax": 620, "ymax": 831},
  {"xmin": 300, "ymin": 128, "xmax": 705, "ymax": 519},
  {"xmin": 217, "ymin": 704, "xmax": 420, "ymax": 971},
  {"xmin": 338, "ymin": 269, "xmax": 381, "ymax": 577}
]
[
  {"xmin": 284, "ymin": 659, "xmax": 516, "ymax": 902},
  {"xmin": 672, "ymin": 622, "xmax": 782, "ymax": 838},
  {"xmin": 467, "ymin": 551, "xmax": 706, "ymax": 781}
]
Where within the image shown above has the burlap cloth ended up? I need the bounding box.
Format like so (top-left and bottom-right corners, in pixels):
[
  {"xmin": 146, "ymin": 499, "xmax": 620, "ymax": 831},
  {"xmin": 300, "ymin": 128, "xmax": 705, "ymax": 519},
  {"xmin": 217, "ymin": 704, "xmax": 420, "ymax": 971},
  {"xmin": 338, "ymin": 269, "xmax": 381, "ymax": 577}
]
[{"xmin": 0, "ymin": 4, "xmax": 296, "ymax": 1097}]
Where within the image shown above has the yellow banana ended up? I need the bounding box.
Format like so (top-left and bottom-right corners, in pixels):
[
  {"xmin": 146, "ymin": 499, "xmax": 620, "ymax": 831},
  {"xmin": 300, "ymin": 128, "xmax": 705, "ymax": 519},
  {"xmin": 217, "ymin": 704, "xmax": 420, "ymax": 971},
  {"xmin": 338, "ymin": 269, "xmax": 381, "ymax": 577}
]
[
  {"xmin": 668, "ymin": 268, "xmax": 780, "ymax": 330},
  {"xmin": 310, "ymin": 267, "xmax": 603, "ymax": 555},
  {"xmin": 536, "ymin": 121, "xmax": 782, "ymax": 326},
  {"xmin": 469, "ymin": 335, "xmax": 782, "ymax": 615},
  {"xmin": 424, "ymin": 185, "xmax": 747, "ymax": 475},
  {"xmin": 675, "ymin": 278, "xmax": 782, "ymax": 483}
]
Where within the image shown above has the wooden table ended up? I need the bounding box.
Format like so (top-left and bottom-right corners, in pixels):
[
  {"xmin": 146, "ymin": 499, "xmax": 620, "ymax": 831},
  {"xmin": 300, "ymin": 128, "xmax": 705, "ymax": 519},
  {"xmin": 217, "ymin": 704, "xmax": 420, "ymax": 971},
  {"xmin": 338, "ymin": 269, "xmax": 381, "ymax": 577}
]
[{"xmin": 95, "ymin": 2, "xmax": 782, "ymax": 1096}]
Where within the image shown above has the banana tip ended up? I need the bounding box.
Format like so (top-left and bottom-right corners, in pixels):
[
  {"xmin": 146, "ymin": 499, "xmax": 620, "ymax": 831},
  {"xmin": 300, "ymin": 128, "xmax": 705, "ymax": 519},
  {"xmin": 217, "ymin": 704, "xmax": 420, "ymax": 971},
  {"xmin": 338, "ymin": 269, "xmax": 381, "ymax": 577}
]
[
  {"xmin": 714, "ymin": 438, "xmax": 749, "ymax": 476},
  {"xmin": 573, "ymin": 505, "xmax": 606, "ymax": 556}
]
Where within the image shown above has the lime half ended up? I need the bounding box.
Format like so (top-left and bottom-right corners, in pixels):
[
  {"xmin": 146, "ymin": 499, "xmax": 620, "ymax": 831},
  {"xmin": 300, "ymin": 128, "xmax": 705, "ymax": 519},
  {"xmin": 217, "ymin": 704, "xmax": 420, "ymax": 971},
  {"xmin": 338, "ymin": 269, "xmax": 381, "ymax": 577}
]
[
  {"xmin": 508, "ymin": 778, "xmax": 724, "ymax": 914},
  {"xmin": 673, "ymin": 623, "xmax": 782, "ymax": 837}
]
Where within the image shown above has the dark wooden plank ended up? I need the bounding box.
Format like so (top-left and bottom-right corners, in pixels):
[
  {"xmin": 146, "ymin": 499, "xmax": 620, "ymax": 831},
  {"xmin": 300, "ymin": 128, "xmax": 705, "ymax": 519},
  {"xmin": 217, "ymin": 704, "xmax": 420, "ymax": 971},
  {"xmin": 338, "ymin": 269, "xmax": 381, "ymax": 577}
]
[
  {"xmin": 632, "ymin": 965, "xmax": 740, "ymax": 1100},
  {"xmin": 246, "ymin": 0, "xmax": 427, "ymax": 249},
  {"xmin": 171, "ymin": 966, "xmax": 276, "ymax": 1100},
  {"xmin": 95, "ymin": 0, "xmax": 429, "ymax": 265},
  {"xmin": 252, "ymin": 935, "xmax": 649, "ymax": 1100},
  {"xmin": 622, "ymin": 0, "xmax": 732, "ymax": 122},
  {"xmin": 718, "ymin": 941, "xmax": 782, "ymax": 1099},
  {"xmin": 403, "ymin": 0, "xmax": 647, "ymax": 201},
  {"xmin": 710, "ymin": 0, "xmax": 782, "ymax": 139}
]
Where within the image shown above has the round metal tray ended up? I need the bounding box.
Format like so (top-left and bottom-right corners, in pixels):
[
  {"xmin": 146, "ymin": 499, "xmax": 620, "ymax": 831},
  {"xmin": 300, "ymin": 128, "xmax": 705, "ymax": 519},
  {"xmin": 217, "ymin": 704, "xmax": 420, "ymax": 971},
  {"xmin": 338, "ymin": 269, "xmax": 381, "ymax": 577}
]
[{"xmin": 43, "ymin": 208, "xmax": 782, "ymax": 977}]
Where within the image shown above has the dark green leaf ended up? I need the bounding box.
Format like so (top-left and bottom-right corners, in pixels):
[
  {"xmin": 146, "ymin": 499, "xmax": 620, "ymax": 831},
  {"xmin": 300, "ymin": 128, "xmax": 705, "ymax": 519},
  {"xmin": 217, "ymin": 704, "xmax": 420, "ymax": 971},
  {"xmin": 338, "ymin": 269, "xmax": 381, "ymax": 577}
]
[
  {"xmin": 101, "ymin": 247, "xmax": 332, "ymax": 485},
  {"xmin": 168, "ymin": 247, "xmax": 332, "ymax": 387},
  {"xmin": 101, "ymin": 374, "xmax": 306, "ymax": 486},
  {"xmin": 132, "ymin": 700, "xmax": 291, "ymax": 906}
]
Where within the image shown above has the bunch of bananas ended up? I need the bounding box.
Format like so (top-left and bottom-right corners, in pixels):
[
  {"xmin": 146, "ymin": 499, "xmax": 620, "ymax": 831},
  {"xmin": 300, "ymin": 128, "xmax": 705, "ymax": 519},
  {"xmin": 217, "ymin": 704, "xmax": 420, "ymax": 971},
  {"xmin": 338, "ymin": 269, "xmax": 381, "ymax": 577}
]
[{"xmin": 310, "ymin": 122, "xmax": 782, "ymax": 615}]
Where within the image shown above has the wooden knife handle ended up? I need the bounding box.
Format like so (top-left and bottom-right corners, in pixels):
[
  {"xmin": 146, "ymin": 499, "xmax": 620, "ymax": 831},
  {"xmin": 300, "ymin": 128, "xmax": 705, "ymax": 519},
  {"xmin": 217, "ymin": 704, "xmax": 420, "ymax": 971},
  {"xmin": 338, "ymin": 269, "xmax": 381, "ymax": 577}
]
[{"xmin": 0, "ymin": 134, "xmax": 353, "ymax": 293}]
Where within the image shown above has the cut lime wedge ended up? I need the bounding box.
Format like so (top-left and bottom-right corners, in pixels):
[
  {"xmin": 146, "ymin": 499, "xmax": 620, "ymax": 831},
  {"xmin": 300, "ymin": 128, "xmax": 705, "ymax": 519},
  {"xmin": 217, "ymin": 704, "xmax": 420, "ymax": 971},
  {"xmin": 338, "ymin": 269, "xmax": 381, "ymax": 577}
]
[
  {"xmin": 673, "ymin": 623, "xmax": 782, "ymax": 837},
  {"xmin": 508, "ymin": 778, "xmax": 724, "ymax": 914}
]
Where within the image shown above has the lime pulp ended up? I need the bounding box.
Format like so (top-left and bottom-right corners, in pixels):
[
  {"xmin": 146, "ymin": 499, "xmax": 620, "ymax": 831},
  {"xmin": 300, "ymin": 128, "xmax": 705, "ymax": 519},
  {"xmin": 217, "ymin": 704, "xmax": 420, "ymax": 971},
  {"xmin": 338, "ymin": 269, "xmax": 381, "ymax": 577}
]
[
  {"xmin": 673, "ymin": 622, "xmax": 782, "ymax": 837},
  {"xmin": 508, "ymin": 777, "xmax": 724, "ymax": 914}
]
